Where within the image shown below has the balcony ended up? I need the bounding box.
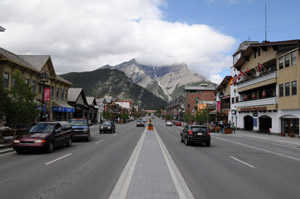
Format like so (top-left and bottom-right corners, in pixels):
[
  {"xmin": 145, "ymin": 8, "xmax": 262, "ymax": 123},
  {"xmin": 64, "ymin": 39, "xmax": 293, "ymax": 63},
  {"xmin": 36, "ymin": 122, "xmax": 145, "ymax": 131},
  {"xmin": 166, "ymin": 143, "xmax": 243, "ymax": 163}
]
[
  {"xmin": 236, "ymin": 97, "xmax": 277, "ymax": 108},
  {"xmin": 237, "ymin": 71, "xmax": 277, "ymax": 90}
]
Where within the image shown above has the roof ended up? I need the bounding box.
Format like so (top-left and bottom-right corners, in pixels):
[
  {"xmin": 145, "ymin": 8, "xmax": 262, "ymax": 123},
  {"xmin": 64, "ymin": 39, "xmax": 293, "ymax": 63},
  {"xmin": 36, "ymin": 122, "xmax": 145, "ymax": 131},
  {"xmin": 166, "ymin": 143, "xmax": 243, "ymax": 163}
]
[
  {"xmin": 86, "ymin": 96, "xmax": 96, "ymax": 106},
  {"xmin": 215, "ymin": 76, "xmax": 231, "ymax": 92},
  {"xmin": 0, "ymin": 47, "xmax": 39, "ymax": 72},
  {"xmin": 68, "ymin": 88, "xmax": 83, "ymax": 102},
  {"xmin": 18, "ymin": 55, "xmax": 50, "ymax": 71},
  {"xmin": 185, "ymin": 86, "xmax": 215, "ymax": 91},
  {"xmin": 233, "ymin": 41, "xmax": 259, "ymax": 56}
]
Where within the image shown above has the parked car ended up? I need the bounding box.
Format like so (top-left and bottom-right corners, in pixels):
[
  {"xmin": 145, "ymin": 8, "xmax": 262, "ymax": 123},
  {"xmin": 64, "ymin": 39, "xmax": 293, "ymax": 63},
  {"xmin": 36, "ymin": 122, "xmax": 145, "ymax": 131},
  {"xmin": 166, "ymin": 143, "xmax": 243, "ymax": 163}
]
[
  {"xmin": 136, "ymin": 120, "xmax": 145, "ymax": 127},
  {"xmin": 180, "ymin": 125, "xmax": 210, "ymax": 146},
  {"xmin": 99, "ymin": 121, "xmax": 116, "ymax": 133},
  {"xmin": 175, "ymin": 121, "xmax": 182, "ymax": 126},
  {"xmin": 166, "ymin": 121, "xmax": 172, "ymax": 126},
  {"xmin": 69, "ymin": 118, "xmax": 91, "ymax": 141},
  {"xmin": 12, "ymin": 121, "xmax": 72, "ymax": 153}
]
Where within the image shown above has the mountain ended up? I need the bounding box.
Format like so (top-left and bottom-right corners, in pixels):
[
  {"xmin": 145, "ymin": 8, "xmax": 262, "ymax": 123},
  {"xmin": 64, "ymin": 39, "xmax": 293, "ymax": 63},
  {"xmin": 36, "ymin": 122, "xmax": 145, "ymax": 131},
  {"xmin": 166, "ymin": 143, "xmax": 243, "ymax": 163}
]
[
  {"xmin": 60, "ymin": 68, "xmax": 166, "ymax": 109},
  {"xmin": 101, "ymin": 59, "xmax": 209, "ymax": 101}
]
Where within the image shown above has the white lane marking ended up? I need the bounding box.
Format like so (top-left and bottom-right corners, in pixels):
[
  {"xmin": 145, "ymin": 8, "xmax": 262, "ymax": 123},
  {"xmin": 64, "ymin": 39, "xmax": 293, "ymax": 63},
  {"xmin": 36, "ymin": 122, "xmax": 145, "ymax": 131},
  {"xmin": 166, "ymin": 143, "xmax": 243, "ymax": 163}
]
[
  {"xmin": 95, "ymin": 139, "xmax": 104, "ymax": 144},
  {"xmin": 215, "ymin": 136, "xmax": 300, "ymax": 162},
  {"xmin": 230, "ymin": 156, "xmax": 255, "ymax": 168},
  {"xmin": 45, "ymin": 153, "xmax": 72, "ymax": 165},
  {"xmin": 155, "ymin": 127, "xmax": 195, "ymax": 199},
  {"xmin": 113, "ymin": 133, "xmax": 118, "ymax": 136},
  {"xmin": 109, "ymin": 128, "xmax": 147, "ymax": 199}
]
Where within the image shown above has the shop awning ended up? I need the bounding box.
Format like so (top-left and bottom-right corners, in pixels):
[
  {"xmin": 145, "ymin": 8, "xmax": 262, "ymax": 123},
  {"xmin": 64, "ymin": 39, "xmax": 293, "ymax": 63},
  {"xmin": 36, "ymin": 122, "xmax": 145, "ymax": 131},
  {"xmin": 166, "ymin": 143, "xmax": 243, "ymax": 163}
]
[{"xmin": 52, "ymin": 101, "xmax": 75, "ymax": 113}]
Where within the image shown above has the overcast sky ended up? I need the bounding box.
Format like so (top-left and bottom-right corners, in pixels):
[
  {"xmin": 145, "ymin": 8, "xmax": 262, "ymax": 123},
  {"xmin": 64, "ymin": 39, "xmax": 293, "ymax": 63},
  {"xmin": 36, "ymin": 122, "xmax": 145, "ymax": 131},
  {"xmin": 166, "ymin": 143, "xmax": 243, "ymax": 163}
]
[{"xmin": 1, "ymin": 0, "xmax": 300, "ymax": 84}]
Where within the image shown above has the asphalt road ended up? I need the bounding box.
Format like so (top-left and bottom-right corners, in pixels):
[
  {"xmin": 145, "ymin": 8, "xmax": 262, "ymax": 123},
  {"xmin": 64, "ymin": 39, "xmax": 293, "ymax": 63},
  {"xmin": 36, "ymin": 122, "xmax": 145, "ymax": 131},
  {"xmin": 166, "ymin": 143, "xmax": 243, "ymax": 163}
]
[
  {"xmin": 0, "ymin": 123, "xmax": 143, "ymax": 199},
  {"xmin": 154, "ymin": 119, "xmax": 300, "ymax": 199},
  {"xmin": 1, "ymin": 119, "xmax": 300, "ymax": 199}
]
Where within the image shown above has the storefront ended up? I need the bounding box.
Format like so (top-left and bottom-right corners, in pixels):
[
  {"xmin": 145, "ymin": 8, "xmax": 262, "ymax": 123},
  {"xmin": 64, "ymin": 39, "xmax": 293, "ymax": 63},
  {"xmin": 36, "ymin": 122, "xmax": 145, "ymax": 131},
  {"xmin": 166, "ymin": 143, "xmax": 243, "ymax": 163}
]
[
  {"xmin": 281, "ymin": 118, "xmax": 299, "ymax": 135},
  {"xmin": 52, "ymin": 101, "xmax": 75, "ymax": 121}
]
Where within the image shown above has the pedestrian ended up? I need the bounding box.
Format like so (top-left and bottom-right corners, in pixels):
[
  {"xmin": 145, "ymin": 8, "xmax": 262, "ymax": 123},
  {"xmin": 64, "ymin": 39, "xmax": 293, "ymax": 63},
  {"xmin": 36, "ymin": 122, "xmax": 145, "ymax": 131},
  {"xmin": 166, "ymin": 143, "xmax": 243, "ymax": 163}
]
[
  {"xmin": 231, "ymin": 122, "xmax": 235, "ymax": 134},
  {"xmin": 220, "ymin": 121, "xmax": 225, "ymax": 134}
]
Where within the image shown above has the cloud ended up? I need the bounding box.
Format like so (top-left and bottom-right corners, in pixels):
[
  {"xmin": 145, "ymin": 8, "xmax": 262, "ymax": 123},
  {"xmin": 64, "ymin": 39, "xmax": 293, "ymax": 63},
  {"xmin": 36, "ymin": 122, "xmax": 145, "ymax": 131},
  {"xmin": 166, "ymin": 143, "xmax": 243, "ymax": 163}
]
[{"xmin": 0, "ymin": 0, "xmax": 236, "ymax": 84}]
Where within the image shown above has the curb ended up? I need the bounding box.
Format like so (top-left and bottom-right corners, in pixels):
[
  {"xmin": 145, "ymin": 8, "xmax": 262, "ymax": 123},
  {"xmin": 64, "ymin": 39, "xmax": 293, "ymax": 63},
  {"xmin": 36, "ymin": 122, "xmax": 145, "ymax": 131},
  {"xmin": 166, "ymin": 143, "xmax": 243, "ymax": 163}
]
[{"xmin": 0, "ymin": 147, "xmax": 14, "ymax": 155}]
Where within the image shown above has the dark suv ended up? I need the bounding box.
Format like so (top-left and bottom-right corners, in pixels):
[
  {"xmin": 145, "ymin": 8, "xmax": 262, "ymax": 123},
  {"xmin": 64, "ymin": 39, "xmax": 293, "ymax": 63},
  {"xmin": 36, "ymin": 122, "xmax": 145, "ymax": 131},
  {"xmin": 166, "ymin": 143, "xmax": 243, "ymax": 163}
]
[
  {"xmin": 99, "ymin": 121, "xmax": 115, "ymax": 133},
  {"xmin": 12, "ymin": 121, "xmax": 72, "ymax": 153},
  {"xmin": 69, "ymin": 118, "xmax": 91, "ymax": 141},
  {"xmin": 180, "ymin": 125, "xmax": 210, "ymax": 146}
]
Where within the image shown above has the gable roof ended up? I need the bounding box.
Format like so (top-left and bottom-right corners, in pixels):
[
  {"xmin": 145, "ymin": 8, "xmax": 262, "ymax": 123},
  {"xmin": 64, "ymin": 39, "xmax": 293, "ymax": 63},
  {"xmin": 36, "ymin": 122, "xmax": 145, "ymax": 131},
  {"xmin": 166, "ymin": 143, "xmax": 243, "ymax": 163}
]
[
  {"xmin": 18, "ymin": 55, "xmax": 50, "ymax": 71},
  {"xmin": 86, "ymin": 96, "xmax": 96, "ymax": 106},
  {"xmin": 68, "ymin": 88, "xmax": 84, "ymax": 102}
]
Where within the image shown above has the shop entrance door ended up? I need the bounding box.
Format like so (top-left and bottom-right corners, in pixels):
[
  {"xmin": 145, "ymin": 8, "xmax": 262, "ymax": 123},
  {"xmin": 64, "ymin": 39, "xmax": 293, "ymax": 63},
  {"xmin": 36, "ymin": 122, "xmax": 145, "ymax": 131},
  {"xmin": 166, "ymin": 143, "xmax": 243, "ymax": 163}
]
[{"xmin": 283, "ymin": 118, "xmax": 299, "ymax": 135}]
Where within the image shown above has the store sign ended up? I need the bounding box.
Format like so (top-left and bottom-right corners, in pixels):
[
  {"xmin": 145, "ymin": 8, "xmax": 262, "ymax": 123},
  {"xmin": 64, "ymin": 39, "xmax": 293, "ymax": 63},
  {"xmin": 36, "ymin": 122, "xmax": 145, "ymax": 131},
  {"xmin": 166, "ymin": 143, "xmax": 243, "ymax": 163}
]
[
  {"xmin": 52, "ymin": 106, "xmax": 75, "ymax": 113},
  {"xmin": 241, "ymin": 106, "xmax": 267, "ymax": 112},
  {"xmin": 216, "ymin": 101, "xmax": 221, "ymax": 110}
]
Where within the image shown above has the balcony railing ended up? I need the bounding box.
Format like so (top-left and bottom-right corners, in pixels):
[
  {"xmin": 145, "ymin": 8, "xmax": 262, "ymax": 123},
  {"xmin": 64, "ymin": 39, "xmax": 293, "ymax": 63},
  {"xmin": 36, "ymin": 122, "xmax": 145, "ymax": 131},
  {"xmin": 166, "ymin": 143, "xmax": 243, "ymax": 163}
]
[
  {"xmin": 237, "ymin": 71, "xmax": 277, "ymax": 89},
  {"xmin": 236, "ymin": 97, "xmax": 277, "ymax": 108}
]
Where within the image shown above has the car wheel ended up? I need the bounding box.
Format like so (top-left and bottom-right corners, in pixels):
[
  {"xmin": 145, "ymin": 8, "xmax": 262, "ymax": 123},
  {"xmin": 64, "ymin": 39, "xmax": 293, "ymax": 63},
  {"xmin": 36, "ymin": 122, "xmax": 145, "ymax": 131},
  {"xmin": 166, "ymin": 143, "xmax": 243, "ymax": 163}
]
[
  {"xmin": 180, "ymin": 135, "xmax": 184, "ymax": 143},
  {"xmin": 86, "ymin": 134, "xmax": 91, "ymax": 142},
  {"xmin": 47, "ymin": 142, "xmax": 54, "ymax": 153},
  {"xmin": 15, "ymin": 149, "xmax": 24, "ymax": 154},
  {"xmin": 66, "ymin": 138, "xmax": 72, "ymax": 147},
  {"xmin": 184, "ymin": 137, "xmax": 190, "ymax": 146}
]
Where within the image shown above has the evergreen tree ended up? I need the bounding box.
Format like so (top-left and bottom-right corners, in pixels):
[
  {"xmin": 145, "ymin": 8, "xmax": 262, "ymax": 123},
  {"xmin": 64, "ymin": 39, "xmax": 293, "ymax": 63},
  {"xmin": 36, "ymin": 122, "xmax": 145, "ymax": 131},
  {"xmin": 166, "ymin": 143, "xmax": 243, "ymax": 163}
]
[{"xmin": 6, "ymin": 70, "xmax": 39, "ymax": 128}]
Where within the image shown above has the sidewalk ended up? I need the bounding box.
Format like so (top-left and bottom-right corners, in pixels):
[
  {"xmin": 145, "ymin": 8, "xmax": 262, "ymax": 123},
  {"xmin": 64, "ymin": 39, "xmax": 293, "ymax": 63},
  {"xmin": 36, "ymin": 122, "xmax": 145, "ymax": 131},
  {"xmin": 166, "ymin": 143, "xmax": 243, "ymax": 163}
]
[{"xmin": 226, "ymin": 129, "xmax": 300, "ymax": 148}]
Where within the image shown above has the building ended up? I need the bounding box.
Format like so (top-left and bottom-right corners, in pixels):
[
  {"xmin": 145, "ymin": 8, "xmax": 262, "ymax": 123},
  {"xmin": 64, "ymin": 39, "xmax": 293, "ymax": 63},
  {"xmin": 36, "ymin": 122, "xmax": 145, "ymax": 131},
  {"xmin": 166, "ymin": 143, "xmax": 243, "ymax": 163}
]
[
  {"xmin": 86, "ymin": 96, "xmax": 98, "ymax": 123},
  {"xmin": 0, "ymin": 47, "xmax": 73, "ymax": 121},
  {"xmin": 234, "ymin": 40, "xmax": 300, "ymax": 135},
  {"xmin": 215, "ymin": 76, "xmax": 232, "ymax": 124},
  {"xmin": 185, "ymin": 83, "xmax": 216, "ymax": 115},
  {"xmin": 68, "ymin": 88, "xmax": 88, "ymax": 119}
]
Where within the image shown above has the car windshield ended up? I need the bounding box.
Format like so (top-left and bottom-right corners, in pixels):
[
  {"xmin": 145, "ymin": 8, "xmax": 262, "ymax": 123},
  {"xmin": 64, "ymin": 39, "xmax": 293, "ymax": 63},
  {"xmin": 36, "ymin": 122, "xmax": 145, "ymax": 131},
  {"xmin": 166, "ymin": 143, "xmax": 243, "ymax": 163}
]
[
  {"xmin": 103, "ymin": 121, "xmax": 112, "ymax": 125},
  {"xmin": 191, "ymin": 127, "xmax": 207, "ymax": 132},
  {"xmin": 29, "ymin": 123, "xmax": 55, "ymax": 133},
  {"xmin": 69, "ymin": 120, "xmax": 87, "ymax": 126}
]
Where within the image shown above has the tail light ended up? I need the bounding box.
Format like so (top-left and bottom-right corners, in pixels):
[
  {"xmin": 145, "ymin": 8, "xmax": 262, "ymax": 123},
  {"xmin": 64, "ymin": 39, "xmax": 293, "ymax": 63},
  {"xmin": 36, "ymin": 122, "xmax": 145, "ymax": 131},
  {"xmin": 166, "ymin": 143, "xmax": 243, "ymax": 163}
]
[
  {"xmin": 188, "ymin": 130, "xmax": 193, "ymax": 135},
  {"xmin": 207, "ymin": 130, "xmax": 210, "ymax": 136}
]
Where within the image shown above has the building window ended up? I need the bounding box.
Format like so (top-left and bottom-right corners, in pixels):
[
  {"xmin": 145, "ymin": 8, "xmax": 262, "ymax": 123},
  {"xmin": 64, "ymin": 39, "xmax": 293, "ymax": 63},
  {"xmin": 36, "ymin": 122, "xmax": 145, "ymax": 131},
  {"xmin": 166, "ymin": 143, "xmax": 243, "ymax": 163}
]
[
  {"xmin": 285, "ymin": 82, "xmax": 290, "ymax": 96},
  {"xmin": 291, "ymin": 51, "xmax": 297, "ymax": 65},
  {"xmin": 285, "ymin": 54, "xmax": 290, "ymax": 67},
  {"xmin": 279, "ymin": 57, "xmax": 283, "ymax": 69},
  {"xmin": 231, "ymin": 97, "xmax": 234, "ymax": 104},
  {"xmin": 279, "ymin": 84, "xmax": 284, "ymax": 97},
  {"xmin": 61, "ymin": 89, "xmax": 64, "ymax": 100},
  {"xmin": 4, "ymin": 73, "xmax": 9, "ymax": 88},
  {"xmin": 25, "ymin": 79, "xmax": 30, "ymax": 87},
  {"xmin": 51, "ymin": 87, "xmax": 54, "ymax": 98},
  {"xmin": 236, "ymin": 96, "xmax": 239, "ymax": 103},
  {"xmin": 56, "ymin": 88, "xmax": 59, "ymax": 99},
  {"xmin": 32, "ymin": 80, "xmax": 36, "ymax": 93},
  {"xmin": 254, "ymin": 50, "xmax": 257, "ymax": 58},
  {"xmin": 292, "ymin": 81, "xmax": 297, "ymax": 95}
]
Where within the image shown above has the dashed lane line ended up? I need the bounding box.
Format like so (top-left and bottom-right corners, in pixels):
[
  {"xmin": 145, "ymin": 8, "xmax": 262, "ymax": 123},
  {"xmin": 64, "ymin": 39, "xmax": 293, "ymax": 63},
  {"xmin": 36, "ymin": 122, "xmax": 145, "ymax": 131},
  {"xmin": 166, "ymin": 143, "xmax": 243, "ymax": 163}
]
[{"xmin": 45, "ymin": 153, "xmax": 72, "ymax": 165}]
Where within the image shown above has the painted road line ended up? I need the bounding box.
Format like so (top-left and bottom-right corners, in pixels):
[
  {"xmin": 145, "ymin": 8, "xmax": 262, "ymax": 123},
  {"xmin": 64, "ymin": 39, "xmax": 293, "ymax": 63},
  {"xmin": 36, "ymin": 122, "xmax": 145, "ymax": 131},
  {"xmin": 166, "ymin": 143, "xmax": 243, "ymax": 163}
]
[
  {"xmin": 113, "ymin": 133, "xmax": 118, "ymax": 136},
  {"xmin": 215, "ymin": 136, "xmax": 300, "ymax": 162},
  {"xmin": 108, "ymin": 128, "xmax": 147, "ymax": 199},
  {"xmin": 155, "ymin": 127, "xmax": 195, "ymax": 199},
  {"xmin": 95, "ymin": 139, "xmax": 104, "ymax": 144},
  {"xmin": 230, "ymin": 156, "xmax": 255, "ymax": 168},
  {"xmin": 45, "ymin": 153, "xmax": 72, "ymax": 165}
]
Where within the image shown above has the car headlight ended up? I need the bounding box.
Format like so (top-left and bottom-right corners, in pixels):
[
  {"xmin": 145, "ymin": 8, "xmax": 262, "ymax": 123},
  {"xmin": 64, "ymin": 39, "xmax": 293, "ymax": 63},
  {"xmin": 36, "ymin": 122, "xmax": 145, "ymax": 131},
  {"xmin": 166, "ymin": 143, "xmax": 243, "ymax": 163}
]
[
  {"xmin": 13, "ymin": 140, "xmax": 20, "ymax": 144},
  {"xmin": 100, "ymin": 126, "xmax": 103, "ymax": 129},
  {"xmin": 108, "ymin": 127, "xmax": 111, "ymax": 129},
  {"xmin": 34, "ymin": 140, "xmax": 45, "ymax": 143}
]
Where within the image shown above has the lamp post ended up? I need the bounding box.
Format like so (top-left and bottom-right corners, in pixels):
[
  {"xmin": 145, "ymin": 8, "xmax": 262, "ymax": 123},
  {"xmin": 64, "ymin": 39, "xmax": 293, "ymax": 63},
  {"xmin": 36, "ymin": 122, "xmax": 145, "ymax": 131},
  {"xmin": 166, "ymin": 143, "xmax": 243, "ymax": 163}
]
[
  {"xmin": 39, "ymin": 71, "xmax": 48, "ymax": 121},
  {"xmin": 219, "ymin": 91, "xmax": 224, "ymax": 122}
]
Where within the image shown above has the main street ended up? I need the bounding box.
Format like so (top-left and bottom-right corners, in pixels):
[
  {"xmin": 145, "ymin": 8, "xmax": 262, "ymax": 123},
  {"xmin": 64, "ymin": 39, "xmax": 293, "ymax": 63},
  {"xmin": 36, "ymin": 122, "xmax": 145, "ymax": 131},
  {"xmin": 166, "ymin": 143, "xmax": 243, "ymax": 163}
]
[{"xmin": 1, "ymin": 118, "xmax": 300, "ymax": 199}]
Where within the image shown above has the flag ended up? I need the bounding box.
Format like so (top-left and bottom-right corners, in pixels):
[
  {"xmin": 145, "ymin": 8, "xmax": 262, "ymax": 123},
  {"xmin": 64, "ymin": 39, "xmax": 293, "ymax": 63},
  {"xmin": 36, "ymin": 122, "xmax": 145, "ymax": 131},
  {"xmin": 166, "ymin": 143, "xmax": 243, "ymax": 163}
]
[
  {"xmin": 44, "ymin": 88, "xmax": 51, "ymax": 101},
  {"xmin": 228, "ymin": 76, "xmax": 233, "ymax": 86}
]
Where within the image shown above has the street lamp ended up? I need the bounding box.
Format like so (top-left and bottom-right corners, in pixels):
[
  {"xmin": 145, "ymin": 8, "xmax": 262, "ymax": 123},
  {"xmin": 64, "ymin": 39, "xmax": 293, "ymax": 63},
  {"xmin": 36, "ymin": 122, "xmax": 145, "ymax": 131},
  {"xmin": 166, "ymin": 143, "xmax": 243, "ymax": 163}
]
[
  {"xmin": 219, "ymin": 91, "xmax": 224, "ymax": 122},
  {"xmin": 39, "ymin": 71, "xmax": 48, "ymax": 121}
]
